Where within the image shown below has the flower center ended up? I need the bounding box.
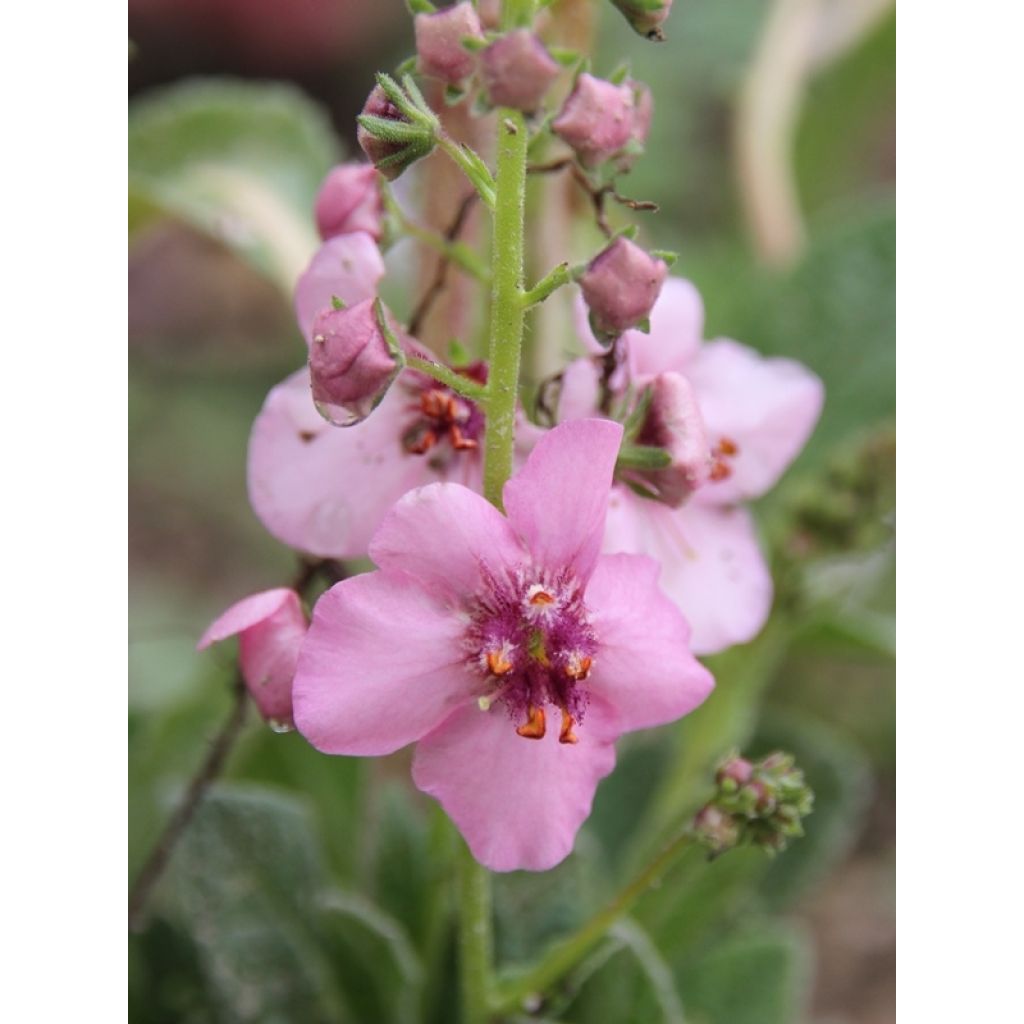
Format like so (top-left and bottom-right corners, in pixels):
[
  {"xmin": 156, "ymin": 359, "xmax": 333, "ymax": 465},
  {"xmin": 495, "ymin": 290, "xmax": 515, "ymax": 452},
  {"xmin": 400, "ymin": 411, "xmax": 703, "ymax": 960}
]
[
  {"xmin": 709, "ymin": 435, "xmax": 739, "ymax": 482},
  {"xmin": 401, "ymin": 363, "xmax": 486, "ymax": 464},
  {"xmin": 464, "ymin": 567, "xmax": 598, "ymax": 743}
]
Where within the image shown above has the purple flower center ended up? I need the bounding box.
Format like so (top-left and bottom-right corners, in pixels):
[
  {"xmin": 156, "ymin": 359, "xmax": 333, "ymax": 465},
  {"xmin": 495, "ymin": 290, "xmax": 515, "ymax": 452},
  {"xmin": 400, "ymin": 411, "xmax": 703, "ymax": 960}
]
[
  {"xmin": 464, "ymin": 565, "xmax": 598, "ymax": 743},
  {"xmin": 400, "ymin": 362, "xmax": 487, "ymax": 468}
]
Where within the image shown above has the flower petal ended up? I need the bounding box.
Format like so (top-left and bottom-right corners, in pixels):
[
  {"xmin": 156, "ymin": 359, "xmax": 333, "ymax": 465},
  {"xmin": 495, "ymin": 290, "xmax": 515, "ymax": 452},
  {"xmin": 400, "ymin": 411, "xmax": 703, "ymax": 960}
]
[
  {"xmin": 687, "ymin": 339, "xmax": 824, "ymax": 504},
  {"xmin": 369, "ymin": 482, "xmax": 526, "ymax": 598},
  {"xmin": 603, "ymin": 490, "xmax": 773, "ymax": 655},
  {"xmin": 503, "ymin": 419, "xmax": 623, "ymax": 581},
  {"xmin": 293, "ymin": 572, "xmax": 471, "ymax": 756},
  {"xmin": 247, "ymin": 368, "xmax": 427, "ymax": 558},
  {"xmin": 198, "ymin": 589, "xmax": 306, "ymax": 726},
  {"xmin": 412, "ymin": 696, "xmax": 619, "ymax": 871},
  {"xmin": 585, "ymin": 553, "xmax": 714, "ymax": 731},
  {"xmin": 294, "ymin": 232, "xmax": 386, "ymax": 342},
  {"xmin": 625, "ymin": 276, "xmax": 705, "ymax": 382},
  {"xmin": 557, "ymin": 357, "xmax": 601, "ymax": 422}
]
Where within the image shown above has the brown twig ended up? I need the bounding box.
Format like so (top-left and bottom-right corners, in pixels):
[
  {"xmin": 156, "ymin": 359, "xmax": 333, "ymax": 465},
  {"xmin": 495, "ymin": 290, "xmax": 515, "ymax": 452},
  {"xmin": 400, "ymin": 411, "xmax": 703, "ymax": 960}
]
[
  {"xmin": 408, "ymin": 192, "xmax": 479, "ymax": 338},
  {"xmin": 128, "ymin": 671, "xmax": 248, "ymax": 932}
]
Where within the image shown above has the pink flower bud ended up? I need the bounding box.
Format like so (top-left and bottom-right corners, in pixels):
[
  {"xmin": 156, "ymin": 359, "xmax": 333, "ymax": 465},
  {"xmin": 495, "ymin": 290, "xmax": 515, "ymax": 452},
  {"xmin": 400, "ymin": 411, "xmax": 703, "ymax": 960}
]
[
  {"xmin": 480, "ymin": 29, "xmax": 560, "ymax": 111},
  {"xmin": 693, "ymin": 804, "xmax": 741, "ymax": 854},
  {"xmin": 197, "ymin": 589, "xmax": 307, "ymax": 731},
  {"xmin": 309, "ymin": 298, "xmax": 403, "ymax": 426},
  {"xmin": 552, "ymin": 73, "xmax": 635, "ymax": 167},
  {"xmin": 580, "ymin": 237, "xmax": 668, "ymax": 341},
  {"xmin": 630, "ymin": 373, "xmax": 710, "ymax": 507},
  {"xmin": 356, "ymin": 84, "xmax": 435, "ymax": 180},
  {"xmin": 314, "ymin": 163, "xmax": 383, "ymax": 242},
  {"xmin": 415, "ymin": 2, "xmax": 484, "ymax": 84},
  {"xmin": 716, "ymin": 755, "xmax": 754, "ymax": 789}
]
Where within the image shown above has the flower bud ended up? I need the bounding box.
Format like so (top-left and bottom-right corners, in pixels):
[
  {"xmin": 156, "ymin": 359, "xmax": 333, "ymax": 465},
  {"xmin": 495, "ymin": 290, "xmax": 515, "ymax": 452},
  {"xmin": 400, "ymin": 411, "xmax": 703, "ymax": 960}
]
[
  {"xmin": 715, "ymin": 755, "xmax": 754, "ymax": 792},
  {"xmin": 693, "ymin": 804, "xmax": 741, "ymax": 855},
  {"xmin": 314, "ymin": 163, "xmax": 383, "ymax": 242},
  {"xmin": 622, "ymin": 373, "xmax": 710, "ymax": 507},
  {"xmin": 415, "ymin": 2, "xmax": 484, "ymax": 84},
  {"xmin": 609, "ymin": 0, "xmax": 674, "ymax": 41},
  {"xmin": 309, "ymin": 298, "xmax": 404, "ymax": 426},
  {"xmin": 480, "ymin": 29, "xmax": 560, "ymax": 111},
  {"xmin": 580, "ymin": 237, "xmax": 668, "ymax": 342},
  {"xmin": 357, "ymin": 83, "xmax": 436, "ymax": 180},
  {"xmin": 552, "ymin": 73, "xmax": 635, "ymax": 167},
  {"xmin": 197, "ymin": 589, "xmax": 307, "ymax": 731}
]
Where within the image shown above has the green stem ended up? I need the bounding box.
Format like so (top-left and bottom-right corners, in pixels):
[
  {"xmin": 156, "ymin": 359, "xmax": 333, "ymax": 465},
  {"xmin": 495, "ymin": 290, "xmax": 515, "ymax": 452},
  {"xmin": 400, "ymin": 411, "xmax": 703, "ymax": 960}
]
[
  {"xmin": 521, "ymin": 261, "xmax": 571, "ymax": 308},
  {"xmin": 491, "ymin": 828, "xmax": 696, "ymax": 1014},
  {"xmin": 405, "ymin": 355, "xmax": 489, "ymax": 402},
  {"xmin": 458, "ymin": 840, "xmax": 495, "ymax": 1024},
  {"xmin": 438, "ymin": 134, "xmax": 497, "ymax": 211},
  {"xmin": 384, "ymin": 191, "xmax": 490, "ymax": 281},
  {"xmin": 481, "ymin": 110, "xmax": 529, "ymax": 508}
]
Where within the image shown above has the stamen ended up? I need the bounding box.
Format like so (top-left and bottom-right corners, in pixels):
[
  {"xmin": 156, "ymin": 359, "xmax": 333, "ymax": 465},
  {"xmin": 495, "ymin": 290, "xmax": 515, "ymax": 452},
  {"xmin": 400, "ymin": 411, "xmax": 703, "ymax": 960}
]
[
  {"xmin": 564, "ymin": 653, "xmax": 592, "ymax": 681},
  {"xmin": 717, "ymin": 436, "xmax": 739, "ymax": 456},
  {"xmin": 516, "ymin": 704, "xmax": 547, "ymax": 739},
  {"xmin": 559, "ymin": 709, "xmax": 579, "ymax": 745},
  {"xmin": 404, "ymin": 427, "xmax": 438, "ymax": 455},
  {"xmin": 528, "ymin": 587, "xmax": 556, "ymax": 606},
  {"xmin": 486, "ymin": 649, "xmax": 513, "ymax": 676},
  {"xmin": 709, "ymin": 461, "xmax": 732, "ymax": 481},
  {"xmin": 450, "ymin": 425, "xmax": 478, "ymax": 450}
]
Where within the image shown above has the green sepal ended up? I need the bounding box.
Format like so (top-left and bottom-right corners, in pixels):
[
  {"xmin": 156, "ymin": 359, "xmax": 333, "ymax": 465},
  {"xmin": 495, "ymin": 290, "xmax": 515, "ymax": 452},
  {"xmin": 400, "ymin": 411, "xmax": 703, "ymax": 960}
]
[
  {"xmin": 650, "ymin": 248, "xmax": 678, "ymax": 266},
  {"xmin": 331, "ymin": 295, "xmax": 346, "ymax": 311},
  {"xmin": 617, "ymin": 444, "xmax": 673, "ymax": 471},
  {"xmin": 608, "ymin": 61, "xmax": 631, "ymax": 85},
  {"xmin": 405, "ymin": 0, "xmax": 436, "ymax": 13}
]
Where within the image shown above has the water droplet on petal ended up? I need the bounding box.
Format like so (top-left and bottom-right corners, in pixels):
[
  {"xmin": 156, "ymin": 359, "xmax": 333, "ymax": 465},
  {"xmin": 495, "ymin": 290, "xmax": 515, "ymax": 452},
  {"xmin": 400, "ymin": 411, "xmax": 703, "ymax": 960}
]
[{"xmin": 267, "ymin": 718, "xmax": 295, "ymax": 734}]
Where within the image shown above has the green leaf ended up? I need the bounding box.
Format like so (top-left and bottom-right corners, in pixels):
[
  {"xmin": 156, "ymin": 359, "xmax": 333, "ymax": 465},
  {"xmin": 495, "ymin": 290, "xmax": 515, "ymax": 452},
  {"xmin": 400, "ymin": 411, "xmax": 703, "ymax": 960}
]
[
  {"xmin": 129, "ymin": 79, "xmax": 341, "ymax": 291},
  {"xmin": 677, "ymin": 924, "xmax": 813, "ymax": 1024},
  {"xmin": 166, "ymin": 784, "xmax": 349, "ymax": 1023}
]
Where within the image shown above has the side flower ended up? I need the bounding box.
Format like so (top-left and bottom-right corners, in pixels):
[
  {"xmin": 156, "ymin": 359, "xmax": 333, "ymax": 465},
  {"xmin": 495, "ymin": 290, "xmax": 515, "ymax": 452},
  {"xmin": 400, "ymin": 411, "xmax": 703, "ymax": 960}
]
[{"xmin": 292, "ymin": 420, "xmax": 713, "ymax": 871}]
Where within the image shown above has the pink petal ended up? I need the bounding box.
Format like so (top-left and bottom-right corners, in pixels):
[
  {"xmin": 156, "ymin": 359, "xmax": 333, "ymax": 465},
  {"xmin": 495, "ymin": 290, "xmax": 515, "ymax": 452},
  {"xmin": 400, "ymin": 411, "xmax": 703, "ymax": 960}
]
[
  {"xmin": 503, "ymin": 419, "xmax": 623, "ymax": 582},
  {"xmin": 557, "ymin": 358, "xmax": 601, "ymax": 422},
  {"xmin": 573, "ymin": 276, "xmax": 704, "ymax": 377},
  {"xmin": 687, "ymin": 339, "xmax": 824, "ymax": 504},
  {"xmin": 198, "ymin": 589, "xmax": 306, "ymax": 726},
  {"xmin": 603, "ymin": 490, "xmax": 773, "ymax": 655},
  {"xmin": 412, "ymin": 696, "xmax": 620, "ymax": 872},
  {"xmin": 369, "ymin": 483, "xmax": 526, "ymax": 598},
  {"xmin": 294, "ymin": 232, "xmax": 386, "ymax": 342},
  {"xmin": 585, "ymin": 553, "xmax": 714, "ymax": 731},
  {"xmin": 293, "ymin": 572, "xmax": 471, "ymax": 756},
  {"xmin": 247, "ymin": 368, "xmax": 427, "ymax": 558}
]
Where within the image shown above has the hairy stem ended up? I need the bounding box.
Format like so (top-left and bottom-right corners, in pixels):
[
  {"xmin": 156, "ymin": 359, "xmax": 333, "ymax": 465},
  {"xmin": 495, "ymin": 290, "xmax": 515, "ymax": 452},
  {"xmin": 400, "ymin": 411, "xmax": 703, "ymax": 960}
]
[
  {"xmin": 491, "ymin": 828, "xmax": 696, "ymax": 1014},
  {"xmin": 481, "ymin": 111, "xmax": 529, "ymax": 508},
  {"xmin": 405, "ymin": 355, "xmax": 489, "ymax": 402},
  {"xmin": 458, "ymin": 840, "xmax": 495, "ymax": 1024},
  {"xmin": 128, "ymin": 673, "xmax": 248, "ymax": 931}
]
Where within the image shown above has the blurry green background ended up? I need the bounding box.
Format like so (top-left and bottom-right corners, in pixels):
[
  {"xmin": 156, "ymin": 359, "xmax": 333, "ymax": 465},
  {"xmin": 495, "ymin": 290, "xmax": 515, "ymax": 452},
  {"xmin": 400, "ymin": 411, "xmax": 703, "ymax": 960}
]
[{"xmin": 129, "ymin": 1, "xmax": 895, "ymax": 1021}]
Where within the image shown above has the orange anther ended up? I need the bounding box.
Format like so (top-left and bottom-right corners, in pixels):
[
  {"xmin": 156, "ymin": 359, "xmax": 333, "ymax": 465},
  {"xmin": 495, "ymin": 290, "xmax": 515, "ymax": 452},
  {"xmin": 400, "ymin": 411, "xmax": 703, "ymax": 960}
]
[
  {"xmin": 717, "ymin": 436, "xmax": 739, "ymax": 457},
  {"xmin": 565, "ymin": 655, "xmax": 592, "ymax": 681},
  {"xmin": 516, "ymin": 704, "xmax": 547, "ymax": 740},
  {"xmin": 709, "ymin": 461, "xmax": 732, "ymax": 482},
  {"xmin": 529, "ymin": 590, "xmax": 556, "ymax": 606},
  {"xmin": 559, "ymin": 709, "xmax": 579, "ymax": 745},
  {"xmin": 486, "ymin": 650, "xmax": 513, "ymax": 676},
  {"xmin": 450, "ymin": 425, "xmax": 478, "ymax": 451},
  {"xmin": 405, "ymin": 428, "xmax": 438, "ymax": 455},
  {"xmin": 420, "ymin": 390, "xmax": 449, "ymax": 419}
]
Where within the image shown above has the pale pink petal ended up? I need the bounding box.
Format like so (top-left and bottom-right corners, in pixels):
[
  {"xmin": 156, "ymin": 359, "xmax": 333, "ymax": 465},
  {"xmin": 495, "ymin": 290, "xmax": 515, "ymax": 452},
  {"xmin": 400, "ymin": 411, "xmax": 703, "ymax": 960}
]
[
  {"xmin": 687, "ymin": 339, "xmax": 824, "ymax": 504},
  {"xmin": 294, "ymin": 232, "xmax": 386, "ymax": 342},
  {"xmin": 557, "ymin": 358, "xmax": 601, "ymax": 422},
  {"xmin": 585, "ymin": 554, "xmax": 714, "ymax": 731},
  {"xmin": 603, "ymin": 489, "xmax": 773, "ymax": 655},
  {"xmin": 412, "ymin": 696, "xmax": 619, "ymax": 871},
  {"xmin": 503, "ymin": 419, "xmax": 623, "ymax": 582},
  {"xmin": 369, "ymin": 483, "xmax": 526, "ymax": 598},
  {"xmin": 247, "ymin": 368, "xmax": 427, "ymax": 558},
  {"xmin": 293, "ymin": 573, "xmax": 471, "ymax": 756},
  {"xmin": 198, "ymin": 588, "xmax": 306, "ymax": 726},
  {"xmin": 574, "ymin": 277, "xmax": 704, "ymax": 377}
]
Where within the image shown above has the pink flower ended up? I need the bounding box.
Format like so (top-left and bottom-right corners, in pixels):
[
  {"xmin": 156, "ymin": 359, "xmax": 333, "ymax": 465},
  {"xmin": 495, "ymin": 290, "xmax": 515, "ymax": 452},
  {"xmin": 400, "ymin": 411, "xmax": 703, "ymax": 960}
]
[
  {"xmin": 314, "ymin": 163, "xmax": 383, "ymax": 242},
  {"xmin": 309, "ymin": 299, "xmax": 403, "ymax": 426},
  {"xmin": 294, "ymin": 232, "xmax": 386, "ymax": 343},
  {"xmin": 480, "ymin": 29, "xmax": 560, "ymax": 112},
  {"xmin": 552, "ymin": 73, "xmax": 636, "ymax": 168},
  {"xmin": 415, "ymin": 1, "xmax": 484, "ymax": 84},
  {"xmin": 292, "ymin": 420, "xmax": 713, "ymax": 871},
  {"xmin": 580, "ymin": 237, "xmax": 668, "ymax": 342},
  {"xmin": 197, "ymin": 589, "xmax": 307, "ymax": 730},
  {"xmin": 248, "ymin": 360, "xmax": 488, "ymax": 559},
  {"xmin": 564, "ymin": 278, "xmax": 824, "ymax": 654}
]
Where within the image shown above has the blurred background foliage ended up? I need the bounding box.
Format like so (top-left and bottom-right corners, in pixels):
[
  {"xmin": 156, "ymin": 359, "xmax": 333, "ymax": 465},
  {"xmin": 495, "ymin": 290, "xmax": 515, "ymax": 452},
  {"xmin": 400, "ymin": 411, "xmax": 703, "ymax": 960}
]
[{"xmin": 129, "ymin": 0, "xmax": 895, "ymax": 1021}]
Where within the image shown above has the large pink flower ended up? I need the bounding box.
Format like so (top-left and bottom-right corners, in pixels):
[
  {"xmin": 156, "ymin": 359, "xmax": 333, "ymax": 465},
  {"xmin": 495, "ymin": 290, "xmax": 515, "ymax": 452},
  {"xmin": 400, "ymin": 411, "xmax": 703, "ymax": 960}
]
[
  {"xmin": 566, "ymin": 278, "xmax": 824, "ymax": 655},
  {"xmin": 292, "ymin": 420, "xmax": 713, "ymax": 872}
]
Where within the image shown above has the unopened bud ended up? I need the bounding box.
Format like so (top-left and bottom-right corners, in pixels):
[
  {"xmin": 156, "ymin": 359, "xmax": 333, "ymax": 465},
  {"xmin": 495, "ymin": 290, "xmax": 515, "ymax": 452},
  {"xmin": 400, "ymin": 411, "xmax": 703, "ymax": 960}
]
[
  {"xmin": 480, "ymin": 29, "xmax": 560, "ymax": 111},
  {"xmin": 415, "ymin": 2, "xmax": 484, "ymax": 84},
  {"xmin": 309, "ymin": 298, "xmax": 404, "ymax": 426},
  {"xmin": 623, "ymin": 373, "xmax": 710, "ymax": 507},
  {"xmin": 314, "ymin": 163, "xmax": 384, "ymax": 241},
  {"xmin": 197, "ymin": 589, "xmax": 308, "ymax": 731},
  {"xmin": 357, "ymin": 82, "xmax": 437, "ymax": 180},
  {"xmin": 693, "ymin": 805, "xmax": 741, "ymax": 855},
  {"xmin": 552, "ymin": 73, "xmax": 636, "ymax": 167},
  {"xmin": 609, "ymin": 0, "xmax": 674, "ymax": 41},
  {"xmin": 580, "ymin": 237, "xmax": 668, "ymax": 342},
  {"xmin": 715, "ymin": 755, "xmax": 754, "ymax": 792}
]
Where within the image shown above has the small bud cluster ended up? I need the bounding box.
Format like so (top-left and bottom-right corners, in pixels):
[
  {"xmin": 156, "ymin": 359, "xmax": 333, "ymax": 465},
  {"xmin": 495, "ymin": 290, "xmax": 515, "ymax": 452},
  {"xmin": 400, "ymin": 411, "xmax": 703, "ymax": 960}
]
[{"xmin": 693, "ymin": 752, "xmax": 814, "ymax": 856}]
